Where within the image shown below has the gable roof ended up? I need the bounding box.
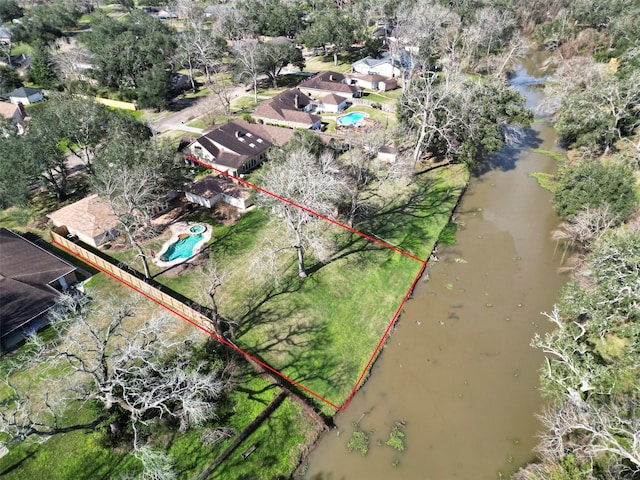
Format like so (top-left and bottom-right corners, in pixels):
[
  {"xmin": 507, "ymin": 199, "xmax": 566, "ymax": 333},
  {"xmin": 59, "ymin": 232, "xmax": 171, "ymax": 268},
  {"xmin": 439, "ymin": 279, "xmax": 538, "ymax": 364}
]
[
  {"xmin": 0, "ymin": 101, "xmax": 21, "ymax": 120},
  {"xmin": 352, "ymin": 52, "xmax": 394, "ymax": 69},
  {"xmin": 253, "ymin": 89, "xmax": 321, "ymax": 126},
  {"xmin": 298, "ymin": 71, "xmax": 361, "ymax": 96},
  {"xmin": 0, "ymin": 228, "xmax": 76, "ymax": 340},
  {"xmin": 350, "ymin": 73, "xmax": 387, "ymax": 83},
  {"xmin": 189, "ymin": 119, "xmax": 273, "ymax": 168},
  {"xmin": 7, "ymin": 87, "xmax": 42, "ymax": 98},
  {"xmin": 322, "ymin": 93, "xmax": 347, "ymax": 105},
  {"xmin": 47, "ymin": 194, "xmax": 119, "ymax": 239}
]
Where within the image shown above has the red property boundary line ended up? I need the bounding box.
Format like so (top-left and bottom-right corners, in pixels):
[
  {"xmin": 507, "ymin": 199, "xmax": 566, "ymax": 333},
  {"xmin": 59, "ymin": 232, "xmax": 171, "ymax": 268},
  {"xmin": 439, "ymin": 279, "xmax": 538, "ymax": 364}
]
[
  {"xmin": 52, "ymin": 237, "xmax": 343, "ymax": 411},
  {"xmin": 186, "ymin": 157, "xmax": 425, "ymax": 264},
  {"xmin": 56, "ymin": 158, "xmax": 429, "ymax": 412}
]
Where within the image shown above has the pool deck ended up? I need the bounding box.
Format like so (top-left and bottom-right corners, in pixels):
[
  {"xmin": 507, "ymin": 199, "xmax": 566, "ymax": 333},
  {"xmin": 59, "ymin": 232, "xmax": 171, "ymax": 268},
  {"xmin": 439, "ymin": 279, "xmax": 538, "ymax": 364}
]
[{"xmin": 153, "ymin": 221, "xmax": 212, "ymax": 269}]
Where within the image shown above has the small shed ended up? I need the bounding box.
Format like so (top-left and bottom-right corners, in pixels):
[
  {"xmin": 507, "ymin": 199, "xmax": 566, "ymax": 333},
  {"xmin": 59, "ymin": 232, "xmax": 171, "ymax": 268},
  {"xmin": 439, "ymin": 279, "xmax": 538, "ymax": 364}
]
[
  {"xmin": 320, "ymin": 93, "xmax": 349, "ymax": 113},
  {"xmin": 47, "ymin": 194, "xmax": 120, "ymax": 247},
  {"xmin": 377, "ymin": 145, "xmax": 398, "ymax": 163}
]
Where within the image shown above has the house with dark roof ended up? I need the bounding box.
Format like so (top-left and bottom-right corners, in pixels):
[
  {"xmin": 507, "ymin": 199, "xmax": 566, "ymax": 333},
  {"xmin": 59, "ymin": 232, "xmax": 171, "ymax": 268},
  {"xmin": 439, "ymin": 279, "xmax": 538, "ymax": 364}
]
[
  {"xmin": 0, "ymin": 228, "xmax": 78, "ymax": 353},
  {"xmin": 182, "ymin": 119, "xmax": 273, "ymax": 176},
  {"xmin": 47, "ymin": 194, "xmax": 120, "ymax": 247},
  {"xmin": 297, "ymin": 71, "xmax": 362, "ymax": 99},
  {"xmin": 184, "ymin": 174, "xmax": 253, "ymax": 212},
  {"xmin": 252, "ymin": 89, "xmax": 322, "ymax": 130},
  {"xmin": 7, "ymin": 86, "xmax": 44, "ymax": 105}
]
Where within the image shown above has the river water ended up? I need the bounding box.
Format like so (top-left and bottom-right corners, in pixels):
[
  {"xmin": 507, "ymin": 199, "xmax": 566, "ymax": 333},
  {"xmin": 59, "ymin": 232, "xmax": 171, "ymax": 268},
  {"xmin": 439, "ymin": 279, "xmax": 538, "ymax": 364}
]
[{"xmin": 304, "ymin": 55, "xmax": 567, "ymax": 479}]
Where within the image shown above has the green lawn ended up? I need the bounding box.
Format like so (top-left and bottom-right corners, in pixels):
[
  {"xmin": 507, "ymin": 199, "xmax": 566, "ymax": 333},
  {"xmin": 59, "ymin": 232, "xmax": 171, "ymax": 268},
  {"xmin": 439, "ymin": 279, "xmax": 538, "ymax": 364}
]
[
  {"xmin": 0, "ymin": 273, "xmax": 320, "ymax": 479},
  {"xmin": 108, "ymin": 165, "xmax": 467, "ymax": 413}
]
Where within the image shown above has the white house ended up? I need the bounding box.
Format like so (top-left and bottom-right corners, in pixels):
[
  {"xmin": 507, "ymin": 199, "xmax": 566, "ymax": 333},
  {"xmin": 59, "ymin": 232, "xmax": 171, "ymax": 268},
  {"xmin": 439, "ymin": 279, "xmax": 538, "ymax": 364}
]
[
  {"xmin": 319, "ymin": 93, "xmax": 349, "ymax": 113},
  {"xmin": 352, "ymin": 52, "xmax": 401, "ymax": 79},
  {"xmin": 7, "ymin": 87, "xmax": 44, "ymax": 105}
]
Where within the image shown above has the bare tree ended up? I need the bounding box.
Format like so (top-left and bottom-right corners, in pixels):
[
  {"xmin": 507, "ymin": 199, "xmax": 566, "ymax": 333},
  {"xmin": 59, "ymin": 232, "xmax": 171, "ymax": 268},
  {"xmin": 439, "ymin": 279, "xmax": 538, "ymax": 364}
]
[
  {"xmin": 401, "ymin": 69, "xmax": 459, "ymax": 165},
  {"xmin": 92, "ymin": 141, "xmax": 180, "ymax": 278},
  {"xmin": 255, "ymin": 147, "xmax": 346, "ymax": 277},
  {"xmin": 195, "ymin": 258, "xmax": 231, "ymax": 338},
  {"xmin": 174, "ymin": 10, "xmax": 226, "ymax": 88},
  {"xmin": 536, "ymin": 401, "xmax": 640, "ymax": 475},
  {"xmin": 208, "ymin": 73, "xmax": 234, "ymax": 116},
  {"xmin": 0, "ymin": 292, "xmax": 225, "ymax": 454},
  {"xmin": 552, "ymin": 205, "xmax": 619, "ymax": 262},
  {"xmin": 232, "ymin": 38, "xmax": 261, "ymax": 103}
]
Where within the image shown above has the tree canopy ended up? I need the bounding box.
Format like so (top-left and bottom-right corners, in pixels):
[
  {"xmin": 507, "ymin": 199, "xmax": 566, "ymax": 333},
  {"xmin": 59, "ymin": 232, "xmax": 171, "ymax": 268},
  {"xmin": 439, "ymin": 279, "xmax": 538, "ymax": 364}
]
[
  {"xmin": 553, "ymin": 161, "xmax": 637, "ymax": 224},
  {"xmin": 81, "ymin": 10, "xmax": 176, "ymax": 107}
]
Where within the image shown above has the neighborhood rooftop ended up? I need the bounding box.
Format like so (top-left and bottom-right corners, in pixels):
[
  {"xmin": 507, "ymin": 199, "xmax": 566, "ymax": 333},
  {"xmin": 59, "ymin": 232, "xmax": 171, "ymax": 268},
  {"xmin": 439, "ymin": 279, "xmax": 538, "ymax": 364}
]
[{"xmin": 0, "ymin": 228, "xmax": 76, "ymax": 345}]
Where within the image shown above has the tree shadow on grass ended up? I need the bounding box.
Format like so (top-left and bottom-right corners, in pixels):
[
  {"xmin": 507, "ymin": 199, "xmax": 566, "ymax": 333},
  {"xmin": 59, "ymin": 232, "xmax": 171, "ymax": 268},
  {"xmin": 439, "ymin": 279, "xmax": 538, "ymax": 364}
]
[{"xmin": 230, "ymin": 274, "xmax": 352, "ymax": 404}]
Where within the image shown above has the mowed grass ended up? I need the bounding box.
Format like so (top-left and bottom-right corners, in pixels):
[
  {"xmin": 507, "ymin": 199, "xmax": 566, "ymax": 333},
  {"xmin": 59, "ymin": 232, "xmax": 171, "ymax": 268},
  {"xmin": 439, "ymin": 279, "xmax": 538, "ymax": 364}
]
[
  {"xmin": 132, "ymin": 164, "xmax": 468, "ymax": 412},
  {"xmin": 0, "ymin": 274, "xmax": 319, "ymax": 479}
]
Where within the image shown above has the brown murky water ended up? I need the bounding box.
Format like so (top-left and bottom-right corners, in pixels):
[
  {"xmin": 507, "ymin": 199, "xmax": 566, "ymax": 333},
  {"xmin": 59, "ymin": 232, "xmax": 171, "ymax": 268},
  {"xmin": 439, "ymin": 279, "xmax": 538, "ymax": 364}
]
[{"xmin": 304, "ymin": 57, "xmax": 567, "ymax": 480}]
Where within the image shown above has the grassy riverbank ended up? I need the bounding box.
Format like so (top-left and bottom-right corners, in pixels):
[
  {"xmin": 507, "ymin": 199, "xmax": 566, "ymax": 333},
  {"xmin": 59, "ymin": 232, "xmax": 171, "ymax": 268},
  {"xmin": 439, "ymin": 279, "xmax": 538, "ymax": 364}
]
[{"xmin": 0, "ymin": 163, "xmax": 468, "ymax": 477}]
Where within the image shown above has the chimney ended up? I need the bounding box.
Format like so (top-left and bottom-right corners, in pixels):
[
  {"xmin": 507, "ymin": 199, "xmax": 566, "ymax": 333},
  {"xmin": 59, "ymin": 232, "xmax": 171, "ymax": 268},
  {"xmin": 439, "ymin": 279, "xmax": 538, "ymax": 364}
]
[
  {"xmin": 329, "ymin": 74, "xmax": 334, "ymax": 81},
  {"xmin": 294, "ymin": 94, "xmax": 299, "ymax": 109},
  {"xmin": 235, "ymin": 130, "xmax": 241, "ymax": 138},
  {"xmin": 17, "ymin": 102, "xmax": 26, "ymax": 120}
]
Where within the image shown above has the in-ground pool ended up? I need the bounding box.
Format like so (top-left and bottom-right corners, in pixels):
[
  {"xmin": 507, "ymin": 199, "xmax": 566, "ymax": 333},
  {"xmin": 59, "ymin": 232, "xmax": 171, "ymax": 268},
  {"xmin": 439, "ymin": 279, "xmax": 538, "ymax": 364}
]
[
  {"xmin": 160, "ymin": 234, "xmax": 204, "ymax": 262},
  {"xmin": 337, "ymin": 111, "xmax": 368, "ymax": 126},
  {"xmin": 189, "ymin": 224, "xmax": 206, "ymax": 234}
]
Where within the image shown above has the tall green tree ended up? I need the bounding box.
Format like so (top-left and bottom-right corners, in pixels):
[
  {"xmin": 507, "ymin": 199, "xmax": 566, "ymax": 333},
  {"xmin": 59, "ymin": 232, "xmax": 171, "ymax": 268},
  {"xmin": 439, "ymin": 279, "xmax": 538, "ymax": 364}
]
[
  {"xmin": 299, "ymin": 8, "xmax": 362, "ymax": 65},
  {"xmin": 28, "ymin": 41, "xmax": 58, "ymax": 88},
  {"xmin": 0, "ymin": 0, "xmax": 23, "ymax": 21},
  {"xmin": 239, "ymin": 0, "xmax": 305, "ymax": 37},
  {"xmin": 81, "ymin": 10, "xmax": 176, "ymax": 103},
  {"xmin": 256, "ymin": 41, "xmax": 304, "ymax": 88},
  {"xmin": 12, "ymin": 0, "xmax": 80, "ymax": 45},
  {"xmin": 0, "ymin": 65, "xmax": 23, "ymax": 91},
  {"xmin": 136, "ymin": 64, "xmax": 171, "ymax": 110},
  {"xmin": 553, "ymin": 161, "xmax": 636, "ymax": 224}
]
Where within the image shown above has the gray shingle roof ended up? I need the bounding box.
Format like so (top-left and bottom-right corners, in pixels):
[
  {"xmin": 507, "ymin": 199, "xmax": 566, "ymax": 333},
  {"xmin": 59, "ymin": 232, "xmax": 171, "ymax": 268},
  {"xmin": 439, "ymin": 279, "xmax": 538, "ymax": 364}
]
[{"xmin": 0, "ymin": 228, "xmax": 76, "ymax": 340}]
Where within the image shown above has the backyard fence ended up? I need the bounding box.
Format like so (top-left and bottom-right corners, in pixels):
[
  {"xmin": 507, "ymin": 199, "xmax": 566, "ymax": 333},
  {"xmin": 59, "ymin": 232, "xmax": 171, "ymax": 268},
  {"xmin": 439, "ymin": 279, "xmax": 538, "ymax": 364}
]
[
  {"xmin": 351, "ymin": 98, "xmax": 396, "ymax": 113},
  {"xmin": 51, "ymin": 227, "xmax": 213, "ymax": 332}
]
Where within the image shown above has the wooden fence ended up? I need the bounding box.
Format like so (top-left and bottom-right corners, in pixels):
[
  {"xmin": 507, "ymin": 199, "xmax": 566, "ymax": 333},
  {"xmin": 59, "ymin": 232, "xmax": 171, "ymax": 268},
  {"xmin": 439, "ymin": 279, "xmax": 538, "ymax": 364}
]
[
  {"xmin": 51, "ymin": 227, "xmax": 212, "ymax": 332},
  {"xmin": 351, "ymin": 98, "xmax": 396, "ymax": 112}
]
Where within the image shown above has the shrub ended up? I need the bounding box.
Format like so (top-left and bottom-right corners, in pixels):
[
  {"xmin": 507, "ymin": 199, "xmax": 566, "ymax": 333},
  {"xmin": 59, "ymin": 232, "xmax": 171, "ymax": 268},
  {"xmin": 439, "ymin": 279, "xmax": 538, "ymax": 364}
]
[{"xmin": 553, "ymin": 161, "xmax": 636, "ymax": 223}]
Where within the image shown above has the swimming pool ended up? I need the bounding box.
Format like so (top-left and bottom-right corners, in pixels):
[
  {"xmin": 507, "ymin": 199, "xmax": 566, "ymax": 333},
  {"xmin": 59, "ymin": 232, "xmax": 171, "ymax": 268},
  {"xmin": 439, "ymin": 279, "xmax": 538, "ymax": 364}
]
[
  {"xmin": 160, "ymin": 234, "xmax": 204, "ymax": 262},
  {"xmin": 337, "ymin": 111, "xmax": 368, "ymax": 126},
  {"xmin": 189, "ymin": 224, "xmax": 206, "ymax": 234}
]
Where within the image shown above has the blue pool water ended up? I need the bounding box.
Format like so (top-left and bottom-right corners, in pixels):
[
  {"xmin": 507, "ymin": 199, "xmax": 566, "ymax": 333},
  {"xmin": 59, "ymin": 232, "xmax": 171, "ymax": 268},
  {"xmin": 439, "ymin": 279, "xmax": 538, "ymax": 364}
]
[
  {"xmin": 160, "ymin": 234, "xmax": 203, "ymax": 262},
  {"xmin": 337, "ymin": 112, "xmax": 367, "ymax": 126}
]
